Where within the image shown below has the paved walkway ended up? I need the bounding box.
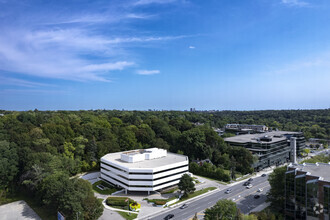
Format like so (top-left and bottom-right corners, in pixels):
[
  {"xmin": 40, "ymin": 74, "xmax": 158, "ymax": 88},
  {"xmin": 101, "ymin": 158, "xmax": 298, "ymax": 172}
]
[{"xmin": 0, "ymin": 200, "xmax": 41, "ymax": 220}]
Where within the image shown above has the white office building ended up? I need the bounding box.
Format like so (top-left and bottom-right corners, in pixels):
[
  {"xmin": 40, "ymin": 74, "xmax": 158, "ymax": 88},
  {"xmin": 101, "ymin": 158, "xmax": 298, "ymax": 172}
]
[{"xmin": 100, "ymin": 148, "xmax": 189, "ymax": 194}]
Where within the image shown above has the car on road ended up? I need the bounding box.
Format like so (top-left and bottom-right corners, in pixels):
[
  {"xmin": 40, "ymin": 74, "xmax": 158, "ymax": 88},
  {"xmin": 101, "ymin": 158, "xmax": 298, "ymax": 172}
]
[
  {"xmin": 261, "ymin": 174, "xmax": 267, "ymax": 177},
  {"xmin": 164, "ymin": 214, "xmax": 174, "ymax": 220},
  {"xmin": 180, "ymin": 204, "xmax": 188, "ymax": 209},
  {"xmin": 225, "ymin": 189, "xmax": 232, "ymax": 194},
  {"xmin": 246, "ymin": 184, "xmax": 253, "ymax": 189},
  {"xmin": 254, "ymin": 195, "xmax": 260, "ymax": 199},
  {"xmin": 257, "ymin": 188, "xmax": 263, "ymax": 192},
  {"xmin": 248, "ymin": 178, "xmax": 253, "ymax": 181},
  {"xmin": 243, "ymin": 181, "xmax": 250, "ymax": 186}
]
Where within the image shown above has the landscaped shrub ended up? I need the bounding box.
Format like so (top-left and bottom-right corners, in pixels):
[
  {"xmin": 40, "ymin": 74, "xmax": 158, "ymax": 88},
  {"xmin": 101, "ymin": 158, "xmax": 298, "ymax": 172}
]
[
  {"xmin": 106, "ymin": 197, "xmax": 135, "ymax": 207},
  {"xmin": 129, "ymin": 202, "xmax": 141, "ymax": 211},
  {"xmin": 154, "ymin": 200, "xmax": 167, "ymax": 205}
]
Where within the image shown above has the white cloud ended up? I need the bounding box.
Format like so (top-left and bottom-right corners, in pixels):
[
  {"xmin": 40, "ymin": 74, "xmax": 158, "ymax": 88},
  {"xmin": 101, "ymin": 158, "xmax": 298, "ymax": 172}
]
[
  {"xmin": 0, "ymin": 1, "xmax": 187, "ymax": 84},
  {"xmin": 80, "ymin": 62, "xmax": 134, "ymax": 72},
  {"xmin": 189, "ymin": 46, "xmax": 195, "ymax": 49},
  {"xmin": 281, "ymin": 0, "xmax": 309, "ymax": 7},
  {"xmin": 137, "ymin": 69, "xmax": 160, "ymax": 75}
]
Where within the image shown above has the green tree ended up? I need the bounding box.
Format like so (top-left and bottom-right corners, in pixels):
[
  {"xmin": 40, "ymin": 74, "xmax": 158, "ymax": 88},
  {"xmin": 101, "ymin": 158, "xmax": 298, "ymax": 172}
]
[
  {"xmin": 204, "ymin": 199, "xmax": 239, "ymax": 220},
  {"xmin": 178, "ymin": 174, "xmax": 195, "ymax": 197},
  {"xmin": 82, "ymin": 195, "xmax": 104, "ymax": 220},
  {"xmin": 267, "ymin": 166, "xmax": 287, "ymax": 213},
  {"xmin": 0, "ymin": 141, "xmax": 18, "ymax": 191},
  {"xmin": 63, "ymin": 142, "xmax": 75, "ymax": 159}
]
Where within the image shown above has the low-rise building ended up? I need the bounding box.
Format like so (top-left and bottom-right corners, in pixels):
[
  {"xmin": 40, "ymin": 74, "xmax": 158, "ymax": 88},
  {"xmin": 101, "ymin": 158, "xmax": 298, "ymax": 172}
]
[
  {"xmin": 224, "ymin": 131, "xmax": 305, "ymax": 170},
  {"xmin": 285, "ymin": 162, "xmax": 330, "ymax": 220},
  {"xmin": 100, "ymin": 148, "xmax": 189, "ymax": 194},
  {"xmin": 225, "ymin": 124, "xmax": 268, "ymax": 133}
]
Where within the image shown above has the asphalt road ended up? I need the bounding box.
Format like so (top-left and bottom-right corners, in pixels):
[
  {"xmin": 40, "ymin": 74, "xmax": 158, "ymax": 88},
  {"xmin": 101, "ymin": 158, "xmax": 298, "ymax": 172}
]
[{"xmin": 149, "ymin": 175, "xmax": 270, "ymax": 220}]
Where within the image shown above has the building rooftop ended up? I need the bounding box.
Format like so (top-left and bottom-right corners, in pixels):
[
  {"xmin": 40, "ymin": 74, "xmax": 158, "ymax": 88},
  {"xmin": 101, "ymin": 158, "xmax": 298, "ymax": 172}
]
[
  {"xmin": 101, "ymin": 149, "xmax": 188, "ymax": 168},
  {"xmin": 289, "ymin": 162, "xmax": 330, "ymax": 182},
  {"xmin": 224, "ymin": 131, "xmax": 301, "ymax": 144}
]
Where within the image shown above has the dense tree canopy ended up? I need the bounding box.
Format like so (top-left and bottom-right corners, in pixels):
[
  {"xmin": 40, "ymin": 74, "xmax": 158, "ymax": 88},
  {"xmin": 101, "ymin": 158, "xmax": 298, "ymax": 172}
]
[{"xmin": 0, "ymin": 109, "xmax": 328, "ymax": 217}]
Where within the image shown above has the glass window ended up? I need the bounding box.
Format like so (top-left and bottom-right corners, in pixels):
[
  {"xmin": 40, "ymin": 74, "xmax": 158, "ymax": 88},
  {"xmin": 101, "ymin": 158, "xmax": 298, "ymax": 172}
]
[
  {"xmin": 306, "ymin": 179, "xmax": 319, "ymax": 218},
  {"xmin": 295, "ymin": 175, "xmax": 306, "ymax": 219},
  {"xmin": 324, "ymin": 185, "xmax": 330, "ymax": 220},
  {"xmin": 285, "ymin": 170, "xmax": 296, "ymax": 216}
]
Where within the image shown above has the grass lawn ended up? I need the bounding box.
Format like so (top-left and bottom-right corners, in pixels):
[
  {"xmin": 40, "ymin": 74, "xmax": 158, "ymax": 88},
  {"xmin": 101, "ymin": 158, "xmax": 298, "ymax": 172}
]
[
  {"xmin": 116, "ymin": 211, "xmax": 138, "ymax": 220},
  {"xmin": 194, "ymin": 175, "xmax": 229, "ymax": 185},
  {"xmin": 170, "ymin": 187, "xmax": 217, "ymax": 206},
  {"xmin": 161, "ymin": 187, "xmax": 178, "ymax": 194},
  {"xmin": 92, "ymin": 180, "xmax": 120, "ymax": 195}
]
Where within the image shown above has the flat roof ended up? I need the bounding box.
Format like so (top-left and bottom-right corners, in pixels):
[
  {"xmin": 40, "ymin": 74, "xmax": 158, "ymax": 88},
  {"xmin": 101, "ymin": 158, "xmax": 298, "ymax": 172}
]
[
  {"xmin": 289, "ymin": 163, "xmax": 330, "ymax": 182},
  {"xmin": 101, "ymin": 151, "xmax": 188, "ymax": 168},
  {"xmin": 224, "ymin": 131, "xmax": 301, "ymax": 144}
]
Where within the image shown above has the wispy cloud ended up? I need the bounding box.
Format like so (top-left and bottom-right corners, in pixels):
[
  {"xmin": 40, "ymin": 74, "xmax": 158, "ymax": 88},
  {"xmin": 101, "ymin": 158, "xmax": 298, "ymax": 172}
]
[
  {"xmin": 281, "ymin": 0, "xmax": 309, "ymax": 7},
  {"xmin": 0, "ymin": 1, "xmax": 188, "ymax": 83},
  {"xmin": 134, "ymin": 0, "xmax": 177, "ymax": 6},
  {"xmin": 0, "ymin": 89, "xmax": 67, "ymax": 95},
  {"xmin": 0, "ymin": 76, "xmax": 53, "ymax": 88},
  {"xmin": 137, "ymin": 69, "xmax": 160, "ymax": 75},
  {"xmin": 189, "ymin": 46, "xmax": 195, "ymax": 49}
]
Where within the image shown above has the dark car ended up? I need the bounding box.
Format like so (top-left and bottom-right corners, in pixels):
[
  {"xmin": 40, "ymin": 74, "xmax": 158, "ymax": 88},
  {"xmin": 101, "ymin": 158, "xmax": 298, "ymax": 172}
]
[
  {"xmin": 164, "ymin": 214, "xmax": 174, "ymax": 220},
  {"xmin": 254, "ymin": 195, "xmax": 260, "ymax": 199},
  {"xmin": 248, "ymin": 178, "xmax": 253, "ymax": 181},
  {"xmin": 180, "ymin": 204, "xmax": 188, "ymax": 209},
  {"xmin": 243, "ymin": 181, "xmax": 250, "ymax": 186},
  {"xmin": 261, "ymin": 174, "xmax": 267, "ymax": 177}
]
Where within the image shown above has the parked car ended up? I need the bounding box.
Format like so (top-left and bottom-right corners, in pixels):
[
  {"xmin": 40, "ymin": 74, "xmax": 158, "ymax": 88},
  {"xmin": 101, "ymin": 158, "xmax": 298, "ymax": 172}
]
[
  {"xmin": 261, "ymin": 174, "xmax": 267, "ymax": 177},
  {"xmin": 180, "ymin": 204, "xmax": 188, "ymax": 209},
  {"xmin": 243, "ymin": 181, "xmax": 250, "ymax": 186},
  {"xmin": 257, "ymin": 188, "xmax": 263, "ymax": 192},
  {"xmin": 246, "ymin": 184, "xmax": 253, "ymax": 189},
  {"xmin": 248, "ymin": 178, "xmax": 253, "ymax": 181},
  {"xmin": 225, "ymin": 189, "xmax": 232, "ymax": 194},
  {"xmin": 164, "ymin": 214, "xmax": 174, "ymax": 220},
  {"xmin": 254, "ymin": 195, "xmax": 260, "ymax": 199}
]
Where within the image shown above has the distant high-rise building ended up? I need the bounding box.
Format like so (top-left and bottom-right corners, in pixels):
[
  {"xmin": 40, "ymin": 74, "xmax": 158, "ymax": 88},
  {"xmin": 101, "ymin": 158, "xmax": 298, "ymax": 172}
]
[{"xmin": 190, "ymin": 108, "xmax": 196, "ymax": 112}]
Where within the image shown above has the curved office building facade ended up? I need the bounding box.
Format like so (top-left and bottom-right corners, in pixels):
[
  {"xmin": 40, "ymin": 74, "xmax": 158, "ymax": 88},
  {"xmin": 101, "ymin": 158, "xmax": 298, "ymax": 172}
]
[{"xmin": 100, "ymin": 148, "xmax": 189, "ymax": 194}]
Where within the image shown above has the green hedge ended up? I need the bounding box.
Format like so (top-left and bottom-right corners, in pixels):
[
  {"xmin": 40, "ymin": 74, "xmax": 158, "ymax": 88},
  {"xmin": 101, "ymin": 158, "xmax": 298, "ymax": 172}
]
[{"xmin": 106, "ymin": 197, "xmax": 135, "ymax": 207}]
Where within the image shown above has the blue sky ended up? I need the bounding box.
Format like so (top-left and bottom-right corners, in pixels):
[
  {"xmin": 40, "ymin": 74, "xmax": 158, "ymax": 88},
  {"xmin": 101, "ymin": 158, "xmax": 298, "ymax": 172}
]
[{"xmin": 0, "ymin": 0, "xmax": 329, "ymax": 110}]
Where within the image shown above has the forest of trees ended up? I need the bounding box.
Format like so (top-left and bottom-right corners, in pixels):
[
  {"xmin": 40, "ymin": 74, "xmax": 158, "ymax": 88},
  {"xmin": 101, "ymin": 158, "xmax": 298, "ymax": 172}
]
[{"xmin": 0, "ymin": 109, "xmax": 328, "ymax": 218}]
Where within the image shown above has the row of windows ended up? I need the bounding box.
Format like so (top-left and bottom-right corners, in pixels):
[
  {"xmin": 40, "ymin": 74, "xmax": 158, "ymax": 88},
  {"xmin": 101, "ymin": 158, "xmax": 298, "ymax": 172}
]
[
  {"xmin": 101, "ymin": 172, "xmax": 181, "ymax": 188},
  {"xmin": 101, "ymin": 167, "xmax": 187, "ymax": 181},
  {"xmin": 101, "ymin": 161, "xmax": 188, "ymax": 175}
]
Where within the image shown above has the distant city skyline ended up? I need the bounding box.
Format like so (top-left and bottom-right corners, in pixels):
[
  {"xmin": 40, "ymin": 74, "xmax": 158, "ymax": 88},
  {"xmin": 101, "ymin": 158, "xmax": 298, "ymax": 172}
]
[{"xmin": 1, "ymin": 0, "xmax": 330, "ymax": 110}]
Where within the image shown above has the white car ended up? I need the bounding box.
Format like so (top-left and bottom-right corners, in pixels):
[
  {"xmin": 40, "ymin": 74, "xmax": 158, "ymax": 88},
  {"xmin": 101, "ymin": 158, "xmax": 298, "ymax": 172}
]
[
  {"xmin": 246, "ymin": 184, "xmax": 253, "ymax": 189},
  {"xmin": 225, "ymin": 189, "xmax": 232, "ymax": 194},
  {"xmin": 257, "ymin": 188, "xmax": 263, "ymax": 192}
]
